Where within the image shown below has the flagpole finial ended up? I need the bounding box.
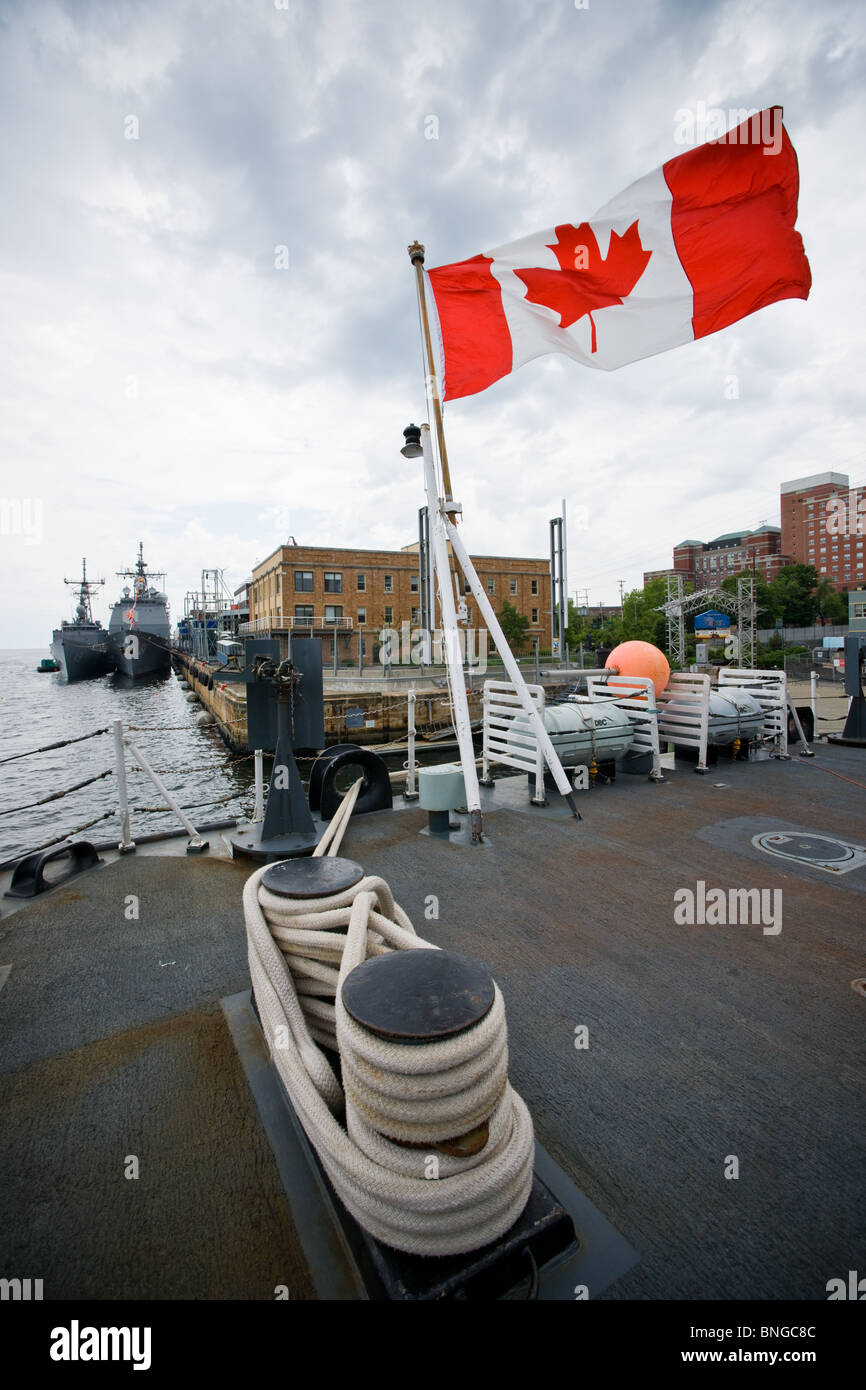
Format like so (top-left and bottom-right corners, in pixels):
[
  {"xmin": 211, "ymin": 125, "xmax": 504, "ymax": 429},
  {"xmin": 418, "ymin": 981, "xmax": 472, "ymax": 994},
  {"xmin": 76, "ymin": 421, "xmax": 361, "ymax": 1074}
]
[{"xmin": 408, "ymin": 241, "xmax": 425, "ymax": 265}]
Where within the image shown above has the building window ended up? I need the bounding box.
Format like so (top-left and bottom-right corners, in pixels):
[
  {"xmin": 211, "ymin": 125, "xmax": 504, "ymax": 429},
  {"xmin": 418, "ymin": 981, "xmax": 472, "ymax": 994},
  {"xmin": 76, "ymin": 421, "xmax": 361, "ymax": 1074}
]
[
  {"xmin": 531, "ymin": 608, "xmax": 539, "ymax": 624},
  {"xmin": 384, "ymin": 574, "xmax": 393, "ymax": 593},
  {"xmin": 410, "ymin": 575, "xmax": 419, "ymax": 593},
  {"xmin": 531, "ymin": 579, "xmax": 539, "ymax": 595},
  {"xmin": 487, "ymin": 578, "xmax": 495, "ymax": 594},
  {"xmin": 510, "ymin": 580, "xmax": 517, "ymax": 596},
  {"xmin": 411, "ymin": 607, "xmax": 419, "ymax": 623},
  {"xmin": 357, "ymin": 574, "xmax": 366, "ymax": 592},
  {"xmin": 295, "ymin": 571, "xmax": 313, "ymax": 592},
  {"xmin": 324, "ymin": 605, "xmax": 343, "ymax": 624},
  {"xmin": 294, "ymin": 605, "xmax": 314, "ymax": 625},
  {"xmin": 357, "ymin": 606, "xmax": 366, "ymax": 625},
  {"xmin": 464, "ymin": 580, "xmax": 471, "ymax": 594},
  {"xmin": 324, "ymin": 572, "xmax": 342, "ymax": 593},
  {"xmin": 384, "ymin": 605, "xmax": 393, "ymax": 624}
]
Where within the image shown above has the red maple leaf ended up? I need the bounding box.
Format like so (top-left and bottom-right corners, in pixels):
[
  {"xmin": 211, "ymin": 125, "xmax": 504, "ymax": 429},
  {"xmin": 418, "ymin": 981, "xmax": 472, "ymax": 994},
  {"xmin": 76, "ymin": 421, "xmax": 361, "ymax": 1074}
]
[{"xmin": 515, "ymin": 221, "xmax": 651, "ymax": 352}]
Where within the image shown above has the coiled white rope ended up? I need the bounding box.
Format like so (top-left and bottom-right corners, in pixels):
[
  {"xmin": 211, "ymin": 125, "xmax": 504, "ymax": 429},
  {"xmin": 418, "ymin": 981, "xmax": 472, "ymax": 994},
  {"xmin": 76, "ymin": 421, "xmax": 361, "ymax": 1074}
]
[{"xmin": 243, "ymin": 856, "xmax": 535, "ymax": 1256}]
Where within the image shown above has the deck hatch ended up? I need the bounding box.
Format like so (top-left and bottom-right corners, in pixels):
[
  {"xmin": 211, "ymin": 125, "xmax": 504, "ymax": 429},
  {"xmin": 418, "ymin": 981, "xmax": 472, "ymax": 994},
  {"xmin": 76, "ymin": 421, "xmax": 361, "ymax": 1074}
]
[{"xmin": 752, "ymin": 831, "xmax": 866, "ymax": 875}]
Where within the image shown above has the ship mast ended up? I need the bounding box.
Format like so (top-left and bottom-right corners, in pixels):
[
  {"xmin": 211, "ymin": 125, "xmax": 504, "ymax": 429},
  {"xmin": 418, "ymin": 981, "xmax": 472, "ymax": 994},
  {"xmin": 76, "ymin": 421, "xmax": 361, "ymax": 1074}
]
[
  {"xmin": 115, "ymin": 541, "xmax": 166, "ymax": 595},
  {"xmin": 63, "ymin": 557, "xmax": 104, "ymax": 624}
]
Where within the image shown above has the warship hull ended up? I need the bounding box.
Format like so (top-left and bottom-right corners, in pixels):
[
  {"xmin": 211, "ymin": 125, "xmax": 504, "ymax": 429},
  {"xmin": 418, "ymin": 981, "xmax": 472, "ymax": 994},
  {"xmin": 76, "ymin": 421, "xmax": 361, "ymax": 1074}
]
[
  {"xmin": 108, "ymin": 627, "xmax": 171, "ymax": 678},
  {"xmin": 50, "ymin": 625, "xmax": 114, "ymax": 682}
]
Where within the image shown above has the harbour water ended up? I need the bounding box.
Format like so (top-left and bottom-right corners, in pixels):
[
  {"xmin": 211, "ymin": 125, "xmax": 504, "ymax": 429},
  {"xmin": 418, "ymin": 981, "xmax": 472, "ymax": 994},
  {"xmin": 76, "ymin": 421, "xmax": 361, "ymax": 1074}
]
[{"xmin": 0, "ymin": 650, "xmax": 257, "ymax": 865}]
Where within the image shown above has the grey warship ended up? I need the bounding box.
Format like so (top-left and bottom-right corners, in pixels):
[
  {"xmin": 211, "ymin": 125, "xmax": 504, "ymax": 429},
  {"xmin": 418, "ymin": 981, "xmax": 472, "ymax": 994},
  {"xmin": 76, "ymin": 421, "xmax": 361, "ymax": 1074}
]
[
  {"xmin": 108, "ymin": 542, "xmax": 171, "ymax": 678},
  {"xmin": 50, "ymin": 558, "xmax": 114, "ymax": 682}
]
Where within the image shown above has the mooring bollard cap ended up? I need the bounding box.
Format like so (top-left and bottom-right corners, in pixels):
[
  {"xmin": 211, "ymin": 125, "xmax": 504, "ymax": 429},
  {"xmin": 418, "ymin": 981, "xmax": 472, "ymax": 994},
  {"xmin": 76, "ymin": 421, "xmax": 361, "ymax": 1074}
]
[
  {"xmin": 262, "ymin": 856, "xmax": 365, "ymax": 898},
  {"xmin": 341, "ymin": 948, "xmax": 495, "ymax": 1042}
]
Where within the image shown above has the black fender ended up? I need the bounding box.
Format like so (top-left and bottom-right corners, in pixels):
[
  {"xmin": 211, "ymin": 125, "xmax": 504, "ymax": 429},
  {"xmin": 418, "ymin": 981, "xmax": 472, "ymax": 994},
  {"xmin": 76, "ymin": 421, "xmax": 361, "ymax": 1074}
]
[
  {"xmin": 309, "ymin": 743, "xmax": 363, "ymax": 812},
  {"xmin": 317, "ymin": 747, "xmax": 393, "ymax": 820}
]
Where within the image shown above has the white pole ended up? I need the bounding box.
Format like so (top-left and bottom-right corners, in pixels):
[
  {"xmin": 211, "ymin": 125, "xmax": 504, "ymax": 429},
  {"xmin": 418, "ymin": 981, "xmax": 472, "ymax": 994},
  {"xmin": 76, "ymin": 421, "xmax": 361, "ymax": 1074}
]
[
  {"xmin": 444, "ymin": 515, "xmax": 580, "ymax": 815},
  {"xmin": 124, "ymin": 735, "xmax": 208, "ymax": 849},
  {"xmin": 113, "ymin": 719, "xmax": 135, "ymax": 852},
  {"xmin": 253, "ymin": 748, "xmax": 264, "ymax": 822},
  {"xmin": 421, "ymin": 426, "xmax": 484, "ymax": 839},
  {"xmin": 561, "ymin": 497, "xmax": 568, "ymax": 650},
  {"xmin": 810, "ymin": 670, "xmax": 817, "ymax": 731},
  {"xmin": 405, "ymin": 687, "xmax": 418, "ymax": 800}
]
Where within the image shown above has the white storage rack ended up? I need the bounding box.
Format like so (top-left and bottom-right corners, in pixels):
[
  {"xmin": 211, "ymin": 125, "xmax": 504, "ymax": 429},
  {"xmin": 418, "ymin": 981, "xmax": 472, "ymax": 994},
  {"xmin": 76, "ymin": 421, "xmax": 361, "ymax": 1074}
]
[
  {"xmin": 481, "ymin": 680, "xmax": 547, "ymax": 804},
  {"xmin": 655, "ymin": 672, "xmax": 712, "ymax": 772},
  {"xmin": 584, "ymin": 675, "xmax": 664, "ymax": 780},
  {"xmin": 718, "ymin": 667, "xmax": 789, "ymax": 757}
]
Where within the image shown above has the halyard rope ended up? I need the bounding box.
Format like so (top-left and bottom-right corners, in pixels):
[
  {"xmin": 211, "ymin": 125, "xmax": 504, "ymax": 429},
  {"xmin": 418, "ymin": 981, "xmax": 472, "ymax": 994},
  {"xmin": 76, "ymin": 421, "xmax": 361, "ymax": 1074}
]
[{"xmin": 243, "ymin": 853, "xmax": 534, "ymax": 1256}]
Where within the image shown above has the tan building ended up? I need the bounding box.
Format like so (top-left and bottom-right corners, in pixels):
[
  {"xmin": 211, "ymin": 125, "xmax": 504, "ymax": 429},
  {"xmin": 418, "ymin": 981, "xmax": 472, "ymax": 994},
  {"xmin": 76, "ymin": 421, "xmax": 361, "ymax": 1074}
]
[{"xmin": 245, "ymin": 542, "xmax": 551, "ymax": 649}]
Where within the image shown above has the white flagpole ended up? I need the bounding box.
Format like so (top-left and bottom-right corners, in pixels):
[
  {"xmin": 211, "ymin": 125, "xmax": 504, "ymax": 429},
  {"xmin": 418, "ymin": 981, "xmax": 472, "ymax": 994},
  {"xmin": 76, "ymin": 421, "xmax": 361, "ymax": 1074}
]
[
  {"xmin": 407, "ymin": 240, "xmax": 580, "ymax": 835},
  {"xmin": 420, "ymin": 425, "xmax": 484, "ymax": 840},
  {"xmin": 407, "ymin": 241, "xmax": 484, "ymax": 840}
]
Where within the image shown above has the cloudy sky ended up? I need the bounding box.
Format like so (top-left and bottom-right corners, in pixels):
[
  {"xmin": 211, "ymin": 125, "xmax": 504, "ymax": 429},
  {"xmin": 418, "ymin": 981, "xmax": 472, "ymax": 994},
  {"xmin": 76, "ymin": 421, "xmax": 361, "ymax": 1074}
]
[{"xmin": 1, "ymin": 0, "xmax": 863, "ymax": 645}]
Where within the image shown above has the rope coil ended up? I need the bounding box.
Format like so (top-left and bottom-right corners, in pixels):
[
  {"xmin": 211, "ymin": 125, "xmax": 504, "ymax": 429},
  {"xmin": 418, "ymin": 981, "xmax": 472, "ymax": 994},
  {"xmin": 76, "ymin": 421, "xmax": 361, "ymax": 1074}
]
[{"xmin": 244, "ymin": 868, "xmax": 534, "ymax": 1256}]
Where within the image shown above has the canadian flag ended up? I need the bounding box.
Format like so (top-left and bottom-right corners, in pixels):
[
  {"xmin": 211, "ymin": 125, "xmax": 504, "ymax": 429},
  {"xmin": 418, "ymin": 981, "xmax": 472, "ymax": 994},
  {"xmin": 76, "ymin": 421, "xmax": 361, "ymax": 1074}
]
[{"xmin": 427, "ymin": 107, "xmax": 811, "ymax": 401}]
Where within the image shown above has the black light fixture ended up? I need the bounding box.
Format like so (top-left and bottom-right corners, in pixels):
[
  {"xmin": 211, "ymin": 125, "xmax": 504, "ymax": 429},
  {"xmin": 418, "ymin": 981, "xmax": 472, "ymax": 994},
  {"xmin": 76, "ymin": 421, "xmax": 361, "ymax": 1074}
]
[{"xmin": 401, "ymin": 423, "xmax": 422, "ymax": 458}]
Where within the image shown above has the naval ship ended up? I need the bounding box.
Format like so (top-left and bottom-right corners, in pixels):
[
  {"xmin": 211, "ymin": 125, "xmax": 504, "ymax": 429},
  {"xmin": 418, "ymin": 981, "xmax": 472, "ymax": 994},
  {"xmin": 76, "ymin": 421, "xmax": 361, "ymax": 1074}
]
[
  {"xmin": 108, "ymin": 542, "xmax": 171, "ymax": 678},
  {"xmin": 49, "ymin": 558, "xmax": 114, "ymax": 682}
]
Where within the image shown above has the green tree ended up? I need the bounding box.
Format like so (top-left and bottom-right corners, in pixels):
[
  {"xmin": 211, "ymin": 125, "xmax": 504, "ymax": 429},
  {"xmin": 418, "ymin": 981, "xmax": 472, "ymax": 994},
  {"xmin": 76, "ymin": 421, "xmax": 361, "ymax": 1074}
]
[
  {"xmin": 497, "ymin": 599, "xmax": 530, "ymax": 650},
  {"xmin": 768, "ymin": 564, "xmax": 820, "ymax": 626},
  {"xmin": 813, "ymin": 579, "xmax": 847, "ymax": 625}
]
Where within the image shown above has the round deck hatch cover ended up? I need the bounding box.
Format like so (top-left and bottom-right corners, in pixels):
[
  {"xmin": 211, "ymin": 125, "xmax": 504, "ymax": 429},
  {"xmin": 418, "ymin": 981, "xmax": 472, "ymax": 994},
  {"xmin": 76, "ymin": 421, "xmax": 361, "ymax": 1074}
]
[
  {"xmin": 261, "ymin": 856, "xmax": 365, "ymax": 898},
  {"xmin": 341, "ymin": 949, "xmax": 495, "ymax": 1043},
  {"xmin": 752, "ymin": 831, "xmax": 866, "ymax": 874}
]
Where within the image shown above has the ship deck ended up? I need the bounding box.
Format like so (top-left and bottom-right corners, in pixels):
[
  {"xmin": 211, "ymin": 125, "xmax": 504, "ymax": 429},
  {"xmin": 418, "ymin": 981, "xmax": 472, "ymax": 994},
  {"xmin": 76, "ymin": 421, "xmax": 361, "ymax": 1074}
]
[{"xmin": 0, "ymin": 741, "xmax": 863, "ymax": 1299}]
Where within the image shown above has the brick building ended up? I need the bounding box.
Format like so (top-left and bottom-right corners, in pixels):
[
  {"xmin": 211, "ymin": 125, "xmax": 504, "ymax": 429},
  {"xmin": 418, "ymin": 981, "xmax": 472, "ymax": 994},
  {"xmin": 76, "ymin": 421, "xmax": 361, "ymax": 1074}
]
[
  {"xmin": 780, "ymin": 472, "xmax": 865, "ymax": 591},
  {"xmin": 245, "ymin": 542, "xmax": 552, "ymax": 649},
  {"xmin": 644, "ymin": 523, "xmax": 787, "ymax": 590}
]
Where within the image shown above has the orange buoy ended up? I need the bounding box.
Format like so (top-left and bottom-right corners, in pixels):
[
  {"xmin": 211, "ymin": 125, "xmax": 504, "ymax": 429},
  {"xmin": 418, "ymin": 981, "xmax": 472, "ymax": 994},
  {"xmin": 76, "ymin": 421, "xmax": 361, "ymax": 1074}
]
[{"xmin": 605, "ymin": 640, "xmax": 670, "ymax": 697}]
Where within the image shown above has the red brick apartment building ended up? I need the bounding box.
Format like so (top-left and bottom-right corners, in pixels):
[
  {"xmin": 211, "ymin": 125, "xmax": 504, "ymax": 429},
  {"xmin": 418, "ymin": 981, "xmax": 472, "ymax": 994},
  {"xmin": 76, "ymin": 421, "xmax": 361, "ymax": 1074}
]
[
  {"xmin": 245, "ymin": 542, "xmax": 551, "ymax": 643},
  {"xmin": 644, "ymin": 523, "xmax": 786, "ymax": 590},
  {"xmin": 780, "ymin": 472, "xmax": 865, "ymax": 590},
  {"xmin": 645, "ymin": 472, "xmax": 866, "ymax": 594}
]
